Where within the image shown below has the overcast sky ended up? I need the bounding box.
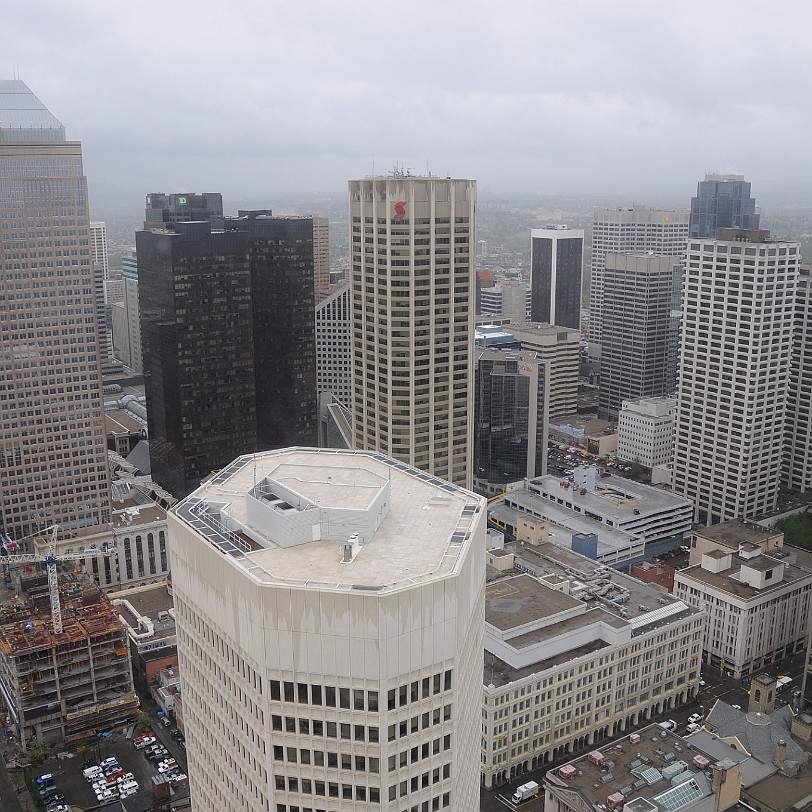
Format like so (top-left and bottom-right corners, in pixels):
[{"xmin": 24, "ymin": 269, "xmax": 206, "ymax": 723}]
[{"xmin": 5, "ymin": 1, "xmax": 812, "ymax": 204}]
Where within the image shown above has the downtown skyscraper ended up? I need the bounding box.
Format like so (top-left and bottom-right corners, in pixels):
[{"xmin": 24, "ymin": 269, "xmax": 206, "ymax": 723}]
[
  {"xmin": 673, "ymin": 228, "xmax": 799, "ymax": 524},
  {"xmin": 588, "ymin": 206, "xmax": 689, "ymax": 356},
  {"xmin": 138, "ymin": 209, "xmax": 318, "ymax": 498},
  {"xmin": 0, "ymin": 80, "xmax": 111, "ymax": 539},
  {"xmin": 349, "ymin": 175, "xmax": 476, "ymax": 487},
  {"xmin": 689, "ymin": 173, "xmax": 760, "ymax": 239},
  {"xmin": 599, "ymin": 253, "xmax": 679, "ymax": 420},
  {"xmin": 529, "ymin": 226, "xmax": 583, "ymax": 330}
]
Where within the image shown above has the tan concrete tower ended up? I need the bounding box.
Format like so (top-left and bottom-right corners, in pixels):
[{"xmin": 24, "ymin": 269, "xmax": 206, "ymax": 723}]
[
  {"xmin": 0, "ymin": 80, "xmax": 111, "ymax": 540},
  {"xmin": 349, "ymin": 174, "xmax": 476, "ymax": 487}
]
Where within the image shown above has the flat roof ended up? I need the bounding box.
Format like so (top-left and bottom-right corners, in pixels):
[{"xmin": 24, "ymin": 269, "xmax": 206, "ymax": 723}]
[
  {"xmin": 113, "ymin": 582, "xmax": 175, "ymax": 643},
  {"xmin": 678, "ymin": 555, "xmax": 812, "ymax": 601},
  {"xmin": 511, "ymin": 543, "xmax": 687, "ymax": 624},
  {"xmin": 486, "ymin": 574, "xmax": 581, "ymax": 632},
  {"xmin": 175, "ymin": 448, "xmax": 484, "ymax": 594},
  {"xmin": 545, "ymin": 725, "xmax": 717, "ymax": 810},
  {"xmin": 105, "ymin": 410, "xmax": 145, "ymax": 435},
  {"xmin": 696, "ymin": 521, "xmax": 782, "ymax": 548},
  {"xmin": 483, "ymin": 544, "xmax": 698, "ymax": 686},
  {"xmin": 115, "ymin": 582, "xmax": 174, "ymax": 618},
  {"xmin": 489, "ymin": 497, "xmax": 642, "ymax": 559},
  {"xmin": 550, "ymin": 414, "xmax": 616, "ymax": 437},
  {"xmin": 530, "ymin": 473, "xmax": 690, "ymax": 516}
]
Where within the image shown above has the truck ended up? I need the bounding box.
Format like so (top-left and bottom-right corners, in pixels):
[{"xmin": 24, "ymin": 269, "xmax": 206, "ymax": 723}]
[{"xmin": 512, "ymin": 781, "xmax": 540, "ymax": 804}]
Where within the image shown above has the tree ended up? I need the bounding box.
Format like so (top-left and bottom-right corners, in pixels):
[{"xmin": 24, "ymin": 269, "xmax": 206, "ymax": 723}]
[{"xmin": 137, "ymin": 711, "xmax": 151, "ymax": 733}]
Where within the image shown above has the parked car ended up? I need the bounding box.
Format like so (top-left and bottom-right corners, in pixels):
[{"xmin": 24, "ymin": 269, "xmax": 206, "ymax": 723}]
[
  {"xmin": 688, "ymin": 713, "xmax": 702, "ymax": 724},
  {"xmin": 686, "ymin": 723, "xmax": 701, "ymax": 733}
]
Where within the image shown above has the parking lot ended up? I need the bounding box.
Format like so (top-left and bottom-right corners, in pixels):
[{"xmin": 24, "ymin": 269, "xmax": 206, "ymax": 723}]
[{"xmin": 27, "ymin": 725, "xmax": 188, "ymax": 812}]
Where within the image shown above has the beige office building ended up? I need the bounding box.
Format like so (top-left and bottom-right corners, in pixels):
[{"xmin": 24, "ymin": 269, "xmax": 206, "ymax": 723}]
[
  {"xmin": 349, "ymin": 175, "xmax": 476, "ymax": 487},
  {"xmin": 170, "ymin": 447, "xmax": 486, "ymax": 812},
  {"xmin": 508, "ymin": 323, "xmax": 580, "ymax": 420},
  {"xmin": 481, "ymin": 544, "xmax": 704, "ymax": 788},
  {"xmin": 0, "ymin": 80, "xmax": 111, "ymax": 539},
  {"xmin": 675, "ymin": 522, "xmax": 812, "ymax": 677},
  {"xmin": 313, "ymin": 215, "xmax": 330, "ymax": 302}
]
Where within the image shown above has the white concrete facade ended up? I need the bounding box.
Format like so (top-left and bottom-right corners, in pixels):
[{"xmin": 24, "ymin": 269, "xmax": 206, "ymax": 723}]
[
  {"xmin": 169, "ymin": 448, "xmax": 486, "ymax": 812},
  {"xmin": 90, "ymin": 220, "xmax": 109, "ymax": 280},
  {"xmin": 617, "ymin": 396, "xmax": 677, "ymax": 468},
  {"xmin": 673, "ymin": 231, "xmax": 800, "ymax": 524},
  {"xmin": 349, "ymin": 177, "xmax": 476, "ymax": 487}
]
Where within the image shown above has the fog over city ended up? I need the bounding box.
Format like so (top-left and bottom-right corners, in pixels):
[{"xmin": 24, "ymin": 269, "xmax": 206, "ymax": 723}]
[{"xmin": 5, "ymin": 0, "xmax": 812, "ymax": 202}]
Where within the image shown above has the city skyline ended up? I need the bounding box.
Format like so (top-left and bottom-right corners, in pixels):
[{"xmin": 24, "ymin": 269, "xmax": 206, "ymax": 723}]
[{"xmin": 5, "ymin": 2, "xmax": 812, "ymax": 200}]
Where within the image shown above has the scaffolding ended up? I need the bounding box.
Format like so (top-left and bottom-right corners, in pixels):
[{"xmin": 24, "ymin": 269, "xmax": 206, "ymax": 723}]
[{"xmin": 0, "ymin": 571, "xmax": 139, "ymax": 748}]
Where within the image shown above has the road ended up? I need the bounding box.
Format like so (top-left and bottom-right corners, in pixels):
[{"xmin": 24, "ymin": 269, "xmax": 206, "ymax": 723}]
[{"xmin": 481, "ymin": 785, "xmax": 544, "ymax": 812}]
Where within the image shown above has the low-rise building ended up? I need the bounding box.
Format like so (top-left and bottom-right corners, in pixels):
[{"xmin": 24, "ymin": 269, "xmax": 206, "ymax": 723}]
[
  {"xmin": 29, "ymin": 490, "xmax": 171, "ymax": 592},
  {"xmin": 112, "ymin": 581, "xmax": 177, "ymax": 684},
  {"xmin": 549, "ymin": 414, "xmax": 618, "ymax": 457},
  {"xmin": 544, "ymin": 726, "xmax": 745, "ymax": 812},
  {"xmin": 617, "ymin": 396, "xmax": 677, "ymax": 468},
  {"xmin": 495, "ymin": 468, "xmax": 693, "ymax": 555},
  {"xmin": 675, "ymin": 533, "xmax": 812, "ymax": 677},
  {"xmin": 481, "ymin": 543, "xmax": 704, "ymax": 788},
  {"xmin": 489, "ymin": 495, "xmax": 645, "ymax": 568},
  {"xmin": 687, "ymin": 683, "xmax": 812, "ymax": 812},
  {"xmin": 688, "ymin": 521, "xmax": 784, "ymax": 566},
  {"xmin": 631, "ymin": 560, "xmax": 676, "ymax": 592}
]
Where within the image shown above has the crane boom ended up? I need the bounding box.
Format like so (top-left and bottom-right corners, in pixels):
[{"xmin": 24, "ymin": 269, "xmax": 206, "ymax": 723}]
[{"xmin": 1, "ymin": 524, "xmax": 115, "ymax": 634}]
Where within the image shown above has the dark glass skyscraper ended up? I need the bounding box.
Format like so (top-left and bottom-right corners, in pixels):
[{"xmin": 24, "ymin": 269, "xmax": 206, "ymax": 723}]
[
  {"xmin": 137, "ymin": 212, "xmax": 317, "ymax": 498},
  {"xmin": 474, "ymin": 348, "xmax": 549, "ymax": 494},
  {"xmin": 530, "ymin": 226, "xmax": 583, "ymax": 329},
  {"xmin": 689, "ymin": 173, "xmax": 759, "ymax": 238},
  {"xmin": 144, "ymin": 192, "xmax": 224, "ymax": 230}
]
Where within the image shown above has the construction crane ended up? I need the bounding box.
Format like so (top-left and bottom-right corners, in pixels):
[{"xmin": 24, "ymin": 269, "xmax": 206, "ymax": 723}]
[{"xmin": 1, "ymin": 524, "xmax": 115, "ymax": 635}]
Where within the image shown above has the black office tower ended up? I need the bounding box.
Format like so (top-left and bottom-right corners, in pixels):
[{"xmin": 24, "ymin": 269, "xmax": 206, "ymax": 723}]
[
  {"xmin": 144, "ymin": 192, "xmax": 224, "ymax": 230},
  {"xmin": 689, "ymin": 174, "xmax": 759, "ymax": 238},
  {"xmin": 137, "ymin": 212, "xmax": 317, "ymax": 498},
  {"xmin": 529, "ymin": 226, "xmax": 584, "ymax": 329}
]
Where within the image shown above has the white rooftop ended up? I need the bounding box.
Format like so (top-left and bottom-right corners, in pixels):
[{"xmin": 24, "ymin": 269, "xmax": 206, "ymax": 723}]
[{"xmin": 173, "ymin": 448, "xmax": 485, "ymax": 594}]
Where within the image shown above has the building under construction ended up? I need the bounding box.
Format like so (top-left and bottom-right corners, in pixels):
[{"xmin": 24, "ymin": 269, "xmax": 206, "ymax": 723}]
[{"xmin": 0, "ymin": 564, "xmax": 139, "ymax": 748}]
